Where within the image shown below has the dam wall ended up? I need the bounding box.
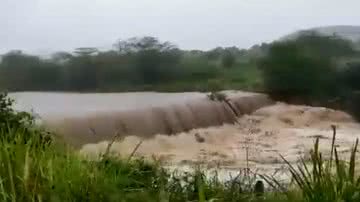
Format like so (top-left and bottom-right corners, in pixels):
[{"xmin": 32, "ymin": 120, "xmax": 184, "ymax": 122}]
[{"xmin": 47, "ymin": 92, "xmax": 274, "ymax": 146}]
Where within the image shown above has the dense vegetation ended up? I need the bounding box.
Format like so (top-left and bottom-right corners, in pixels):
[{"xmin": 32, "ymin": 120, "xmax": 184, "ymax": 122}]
[
  {"xmin": 2, "ymin": 32, "xmax": 360, "ymax": 112},
  {"xmin": 260, "ymin": 33, "xmax": 360, "ymax": 118},
  {"xmin": 1, "ymin": 33, "xmax": 360, "ymax": 104},
  {"xmin": 0, "ymin": 37, "xmax": 263, "ymax": 92}
]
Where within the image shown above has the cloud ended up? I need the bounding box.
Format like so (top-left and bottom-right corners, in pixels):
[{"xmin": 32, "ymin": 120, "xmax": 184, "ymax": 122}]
[{"xmin": 1, "ymin": 0, "xmax": 359, "ymax": 54}]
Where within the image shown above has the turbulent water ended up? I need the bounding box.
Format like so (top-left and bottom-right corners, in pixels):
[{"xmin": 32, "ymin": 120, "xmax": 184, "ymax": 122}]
[
  {"xmin": 10, "ymin": 91, "xmax": 273, "ymax": 146},
  {"xmin": 81, "ymin": 103, "xmax": 360, "ymax": 178},
  {"xmin": 10, "ymin": 92, "xmax": 360, "ymax": 179}
]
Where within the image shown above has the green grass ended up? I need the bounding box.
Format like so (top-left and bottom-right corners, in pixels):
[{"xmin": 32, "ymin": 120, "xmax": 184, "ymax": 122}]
[
  {"xmin": 222, "ymin": 63, "xmax": 263, "ymax": 91},
  {"xmin": 2, "ymin": 122, "xmax": 360, "ymax": 201},
  {"xmin": 0, "ymin": 129, "xmax": 290, "ymax": 202},
  {"xmin": 263, "ymin": 125, "xmax": 360, "ymax": 202},
  {"xmin": 143, "ymin": 64, "xmax": 264, "ymax": 93}
]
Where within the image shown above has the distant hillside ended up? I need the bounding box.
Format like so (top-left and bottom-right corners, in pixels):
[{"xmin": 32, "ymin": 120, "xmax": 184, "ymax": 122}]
[{"xmin": 281, "ymin": 25, "xmax": 360, "ymax": 43}]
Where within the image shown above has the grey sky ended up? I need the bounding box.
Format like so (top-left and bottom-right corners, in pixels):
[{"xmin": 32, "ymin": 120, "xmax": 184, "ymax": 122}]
[{"xmin": 1, "ymin": 0, "xmax": 359, "ymax": 54}]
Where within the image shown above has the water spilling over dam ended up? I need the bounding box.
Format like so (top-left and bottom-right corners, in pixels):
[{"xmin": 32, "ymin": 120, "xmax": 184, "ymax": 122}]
[
  {"xmin": 11, "ymin": 91, "xmax": 273, "ymax": 146},
  {"xmin": 81, "ymin": 103, "xmax": 360, "ymax": 180},
  {"xmin": 10, "ymin": 92, "xmax": 360, "ymax": 178}
]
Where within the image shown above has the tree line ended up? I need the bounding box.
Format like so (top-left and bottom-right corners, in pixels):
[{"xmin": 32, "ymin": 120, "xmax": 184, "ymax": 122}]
[
  {"xmin": 0, "ymin": 37, "xmax": 256, "ymax": 92},
  {"xmin": 2, "ymin": 33, "xmax": 360, "ymax": 117}
]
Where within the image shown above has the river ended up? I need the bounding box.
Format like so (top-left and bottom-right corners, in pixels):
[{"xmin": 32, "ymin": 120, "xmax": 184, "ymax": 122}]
[
  {"xmin": 9, "ymin": 92, "xmax": 206, "ymax": 119},
  {"xmin": 9, "ymin": 92, "xmax": 360, "ymax": 180}
]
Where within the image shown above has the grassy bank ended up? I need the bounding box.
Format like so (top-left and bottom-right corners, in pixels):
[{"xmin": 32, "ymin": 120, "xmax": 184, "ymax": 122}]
[
  {"xmin": 0, "ymin": 130, "xmax": 285, "ymax": 202},
  {"xmin": 2, "ymin": 126, "xmax": 360, "ymax": 201}
]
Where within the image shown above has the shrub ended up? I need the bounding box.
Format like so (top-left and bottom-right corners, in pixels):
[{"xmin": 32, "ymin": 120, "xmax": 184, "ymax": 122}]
[
  {"xmin": 260, "ymin": 34, "xmax": 355, "ymax": 102},
  {"xmin": 341, "ymin": 62, "xmax": 360, "ymax": 91},
  {"xmin": 134, "ymin": 49, "xmax": 182, "ymax": 84},
  {"xmin": 261, "ymin": 42, "xmax": 336, "ymax": 100},
  {"xmin": 0, "ymin": 93, "xmax": 50, "ymax": 144},
  {"xmin": 0, "ymin": 93, "xmax": 33, "ymax": 131}
]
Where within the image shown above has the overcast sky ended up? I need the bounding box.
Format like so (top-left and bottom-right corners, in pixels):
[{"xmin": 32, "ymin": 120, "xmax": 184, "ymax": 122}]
[{"xmin": 1, "ymin": 0, "xmax": 359, "ymax": 54}]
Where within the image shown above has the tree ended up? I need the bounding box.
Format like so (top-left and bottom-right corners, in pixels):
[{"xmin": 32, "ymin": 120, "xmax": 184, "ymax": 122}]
[
  {"xmin": 0, "ymin": 51, "xmax": 63, "ymax": 91},
  {"xmin": 65, "ymin": 55, "xmax": 98, "ymax": 91},
  {"xmin": 51, "ymin": 52, "xmax": 73, "ymax": 64},
  {"xmin": 135, "ymin": 48, "xmax": 182, "ymax": 84},
  {"xmin": 205, "ymin": 47, "xmax": 224, "ymax": 60},
  {"xmin": 73, "ymin": 47, "xmax": 98, "ymax": 56},
  {"xmin": 260, "ymin": 34, "xmax": 355, "ymax": 102},
  {"xmin": 293, "ymin": 34, "xmax": 355, "ymax": 59},
  {"xmin": 114, "ymin": 36, "xmax": 182, "ymax": 84},
  {"xmin": 114, "ymin": 36, "xmax": 177, "ymax": 54},
  {"xmin": 222, "ymin": 50, "xmax": 235, "ymax": 68},
  {"xmin": 341, "ymin": 62, "xmax": 360, "ymax": 90},
  {"xmin": 353, "ymin": 39, "xmax": 360, "ymax": 51},
  {"xmin": 0, "ymin": 51, "xmax": 41, "ymax": 90}
]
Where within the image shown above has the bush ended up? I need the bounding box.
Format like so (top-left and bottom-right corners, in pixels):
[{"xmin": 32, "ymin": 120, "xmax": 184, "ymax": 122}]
[
  {"xmin": 261, "ymin": 42, "xmax": 336, "ymax": 100},
  {"xmin": 0, "ymin": 93, "xmax": 33, "ymax": 131},
  {"xmin": 260, "ymin": 34, "xmax": 355, "ymax": 102},
  {"xmin": 341, "ymin": 62, "xmax": 360, "ymax": 90},
  {"xmin": 134, "ymin": 49, "xmax": 182, "ymax": 84},
  {"xmin": 0, "ymin": 93, "xmax": 50, "ymax": 144}
]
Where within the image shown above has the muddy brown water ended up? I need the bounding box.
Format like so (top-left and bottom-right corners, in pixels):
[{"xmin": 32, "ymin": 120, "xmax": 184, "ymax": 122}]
[
  {"xmin": 10, "ymin": 91, "xmax": 273, "ymax": 146},
  {"xmin": 10, "ymin": 92, "xmax": 360, "ymax": 180}
]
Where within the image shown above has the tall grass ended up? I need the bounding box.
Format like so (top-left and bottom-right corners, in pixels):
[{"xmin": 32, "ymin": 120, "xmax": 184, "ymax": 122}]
[
  {"xmin": 5, "ymin": 125, "xmax": 360, "ymax": 201},
  {"xmin": 264, "ymin": 125, "xmax": 360, "ymax": 202},
  {"xmin": 0, "ymin": 129, "xmax": 163, "ymax": 202},
  {"xmin": 0, "ymin": 128, "xmax": 292, "ymax": 202}
]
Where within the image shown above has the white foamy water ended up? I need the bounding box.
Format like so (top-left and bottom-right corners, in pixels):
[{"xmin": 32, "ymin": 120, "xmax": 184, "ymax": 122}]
[{"xmin": 81, "ymin": 103, "xmax": 360, "ymax": 179}]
